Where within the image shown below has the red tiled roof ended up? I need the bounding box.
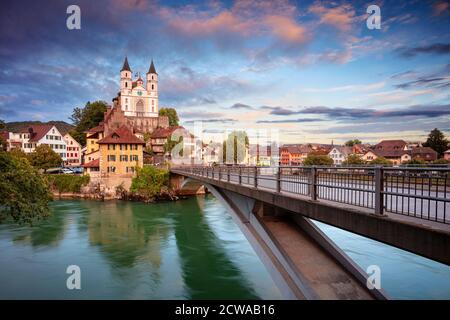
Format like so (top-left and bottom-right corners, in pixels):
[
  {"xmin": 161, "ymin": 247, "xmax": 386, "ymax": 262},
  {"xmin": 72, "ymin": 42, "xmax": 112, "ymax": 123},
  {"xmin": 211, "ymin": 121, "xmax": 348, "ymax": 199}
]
[
  {"xmin": 87, "ymin": 123, "xmax": 104, "ymax": 133},
  {"xmin": 97, "ymin": 125, "xmax": 144, "ymax": 145},
  {"xmin": 151, "ymin": 126, "xmax": 184, "ymax": 139},
  {"xmin": 411, "ymin": 147, "xmax": 437, "ymax": 161},
  {"xmin": 28, "ymin": 124, "xmax": 54, "ymax": 142},
  {"xmin": 375, "ymin": 140, "xmax": 407, "ymax": 150},
  {"xmin": 82, "ymin": 158, "xmax": 99, "ymax": 168},
  {"xmin": 372, "ymin": 149, "xmax": 410, "ymax": 158}
]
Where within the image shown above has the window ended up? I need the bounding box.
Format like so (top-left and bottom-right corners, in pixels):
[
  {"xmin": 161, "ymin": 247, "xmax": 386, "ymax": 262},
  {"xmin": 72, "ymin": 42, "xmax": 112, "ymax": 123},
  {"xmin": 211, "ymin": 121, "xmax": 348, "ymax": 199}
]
[
  {"xmin": 125, "ymin": 82, "xmax": 128, "ymax": 88},
  {"xmin": 107, "ymin": 155, "xmax": 116, "ymax": 162},
  {"xmin": 152, "ymin": 84, "xmax": 154, "ymax": 90},
  {"xmin": 120, "ymin": 155, "xmax": 128, "ymax": 162},
  {"xmin": 107, "ymin": 166, "xmax": 116, "ymax": 173},
  {"xmin": 131, "ymin": 155, "xmax": 139, "ymax": 161},
  {"xmin": 126, "ymin": 167, "xmax": 135, "ymax": 173}
]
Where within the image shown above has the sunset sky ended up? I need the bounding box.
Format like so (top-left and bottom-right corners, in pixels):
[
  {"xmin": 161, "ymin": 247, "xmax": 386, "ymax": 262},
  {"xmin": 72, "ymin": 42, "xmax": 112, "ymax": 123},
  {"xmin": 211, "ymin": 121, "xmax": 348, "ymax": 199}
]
[{"xmin": 0, "ymin": 0, "xmax": 449, "ymax": 144}]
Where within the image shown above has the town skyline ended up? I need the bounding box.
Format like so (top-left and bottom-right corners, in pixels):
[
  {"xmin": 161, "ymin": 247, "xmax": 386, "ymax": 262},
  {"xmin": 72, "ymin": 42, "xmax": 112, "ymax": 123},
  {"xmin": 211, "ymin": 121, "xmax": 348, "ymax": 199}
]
[{"xmin": 0, "ymin": 0, "xmax": 449, "ymax": 144}]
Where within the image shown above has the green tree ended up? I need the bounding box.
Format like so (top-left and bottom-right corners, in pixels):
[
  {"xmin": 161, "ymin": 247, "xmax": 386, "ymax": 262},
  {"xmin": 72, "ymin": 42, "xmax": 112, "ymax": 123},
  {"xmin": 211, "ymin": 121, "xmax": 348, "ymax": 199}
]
[
  {"xmin": 159, "ymin": 107, "xmax": 179, "ymax": 126},
  {"xmin": 0, "ymin": 151, "xmax": 52, "ymax": 224},
  {"xmin": 130, "ymin": 166, "xmax": 169, "ymax": 201},
  {"xmin": 342, "ymin": 154, "xmax": 366, "ymax": 165},
  {"xmin": 46, "ymin": 174, "xmax": 90, "ymax": 196},
  {"xmin": 28, "ymin": 145, "xmax": 62, "ymax": 172},
  {"xmin": 69, "ymin": 100, "xmax": 108, "ymax": 146},
  {"xmin": 370, "ymin": 157, "xmax": 392, "ymax": 165},
  {"xmin": 222, "ymin": 131, "xmax": 249, "ymax": 164},
  {"xmin": 0, "ymin": 119, "xmax": 5, "ymax": 151},
  {"xmin": 0, "ymin": 119, "xmax": 5, "ymax": 129},
  {"xmin": 303, "ymin": 155, "xmax": 334, "ymax": 166},
  {"xmin": 344, "ymin": 139, "xmax": 362, "ymax": 147},
  {"xmin": 423, "ymin": 128, "xmax": 449, "ymax": 158}
]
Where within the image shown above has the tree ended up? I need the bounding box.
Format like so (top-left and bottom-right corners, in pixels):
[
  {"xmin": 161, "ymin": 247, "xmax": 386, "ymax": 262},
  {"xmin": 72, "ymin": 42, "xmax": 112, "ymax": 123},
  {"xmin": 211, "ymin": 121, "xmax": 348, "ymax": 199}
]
[
  {"xmin": 0, "ymin": 151, "xmax": 52, "ymax": 224},
  {"xmin": 303, "ymin": 155, "xmax": 334, "ymax": 166},
  {"xmin": 423, "ymin": 128, "xmax": 448, "ymax": 158},
  {"xmin": 342, "ymin": 154, "xmax": 366, "ymax": 165},
  {"xmin": 28, "ymin": 145, "xmax": 62, "ymax": 172},
  {"xmin": 159, "ymin": 107, "xmax": 179, "ymax": 126},
  {"xmin": 0, "ymin": 119, "xmax": 5, "ymax": 129},
  {"xmin": 130, "ymin": 166, "xmax": 169, "ymax": 202},
  {"xmin": 0, "ymin": 119, "xmax": 5, "ymax": 151},
  {"xmin": 222, "ymin": 131, "xmax": 249, "ymax": 164},
  {"xmin": 345, "ymin": 139, "xmax": 362, "ymax": 147},
  {"xmin": 370, "ymin": 157, "xmax": 392, "ymax": 165},
  {"xmin": 69, "ymin": 100, "xmax": 108, "ymax": 146}
]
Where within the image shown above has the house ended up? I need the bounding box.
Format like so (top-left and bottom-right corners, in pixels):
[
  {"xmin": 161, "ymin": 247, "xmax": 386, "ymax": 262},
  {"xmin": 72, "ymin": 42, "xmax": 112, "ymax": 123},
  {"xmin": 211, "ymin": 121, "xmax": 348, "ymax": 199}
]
[
  {"xmin": 202, "ymin": 143, "xmax": 221, "ymax": 165},
  {"xmin": 96, "ymin": 125, "xmax": 145, "ymax": 176},
  {"xmin": 444, "ymin": 149, "xmax": 450, "ymax": 161},
  {"xmin": 280, "ymin": 145, "xmax": 312, "ymax": 165},
  {"xmin": 411, "ymin": 147, "xmax": 437, "ymax": 162},
  {"xmin": 63, "ymin": 133, "xmax": 82, "ymax": 167},
  {"xmin": 151, "ymin": 126, "xmax": 196, "ymax": 164},
  {"xmin": 328, "ymin": 146, "xmax": 353, "ymax": 165},
  {"xmin": 9, "ymin": 124, "xmax": 67, "ymax": 161},
  {"xmin": 374, "ymin": 140, "xmax": 408, "ymax": 152},
  {"xmin": 83, "ymin": 124, "xmax": 104, "ymax": 164},
  {"xmin": 362, "ymin": 149, "xmax": 411, "ymax": 165}
]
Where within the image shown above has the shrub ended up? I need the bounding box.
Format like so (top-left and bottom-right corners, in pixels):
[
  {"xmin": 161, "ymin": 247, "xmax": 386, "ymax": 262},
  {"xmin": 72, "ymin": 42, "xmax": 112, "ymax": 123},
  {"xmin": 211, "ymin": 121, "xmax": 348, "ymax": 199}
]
[
  {"xmin": 303, "ymin": 155, "xmax": 334, "ymax": 166},
  {"xmin": 342, "ymin": 154, "xmax": 366, "ymax": 165},
  {"xmin": 46, "ymin": 174, "xmax": 90, "ymax": 195},
  {"xmin": 130, "ymin": 166, "xmax": 169, "ymax": 201}
]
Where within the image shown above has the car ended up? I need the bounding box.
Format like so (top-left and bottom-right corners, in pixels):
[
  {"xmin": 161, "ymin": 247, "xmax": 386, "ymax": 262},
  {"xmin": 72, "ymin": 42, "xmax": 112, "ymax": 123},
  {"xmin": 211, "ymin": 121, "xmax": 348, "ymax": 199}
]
[{"xmin": 61, "ymin": 168, "xmax": 74, "ymax": 174}]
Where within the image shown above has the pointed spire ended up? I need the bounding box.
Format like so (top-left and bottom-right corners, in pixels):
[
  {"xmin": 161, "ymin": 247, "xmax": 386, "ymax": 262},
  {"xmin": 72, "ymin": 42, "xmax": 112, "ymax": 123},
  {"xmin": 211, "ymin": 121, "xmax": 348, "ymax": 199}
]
[
  {"xmin": 121, "ymin": 56, "xmax": 131, "ymax": 72},
  {"xmin": 148, "ymin": 59, "xmax": 157, "ymax": 74}
]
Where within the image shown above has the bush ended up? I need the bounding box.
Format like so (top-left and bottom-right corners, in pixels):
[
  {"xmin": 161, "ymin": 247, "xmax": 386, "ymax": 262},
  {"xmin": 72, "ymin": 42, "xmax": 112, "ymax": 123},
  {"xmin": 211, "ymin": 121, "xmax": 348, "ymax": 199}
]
[
  {"xmin": 130, "ymin": 166, "xmax": 169, "ymax": 201},
  {"xmin": 403, "ymin": 158, "xmax": 426, "ymax": 165},
  {"xmin": 343, "ymin": 154, "xmax": 366, "ymax": 165},
  {"xmin": 370, "ymin": 157, "xmax": 392, "ymax": 165},
  {"xmin": 46, "ymin": 174, "xmax": 90, "ymax": 195},
  {"xmin": 303, "ymin": 155, "xmax": 334, "ymax": 166},
  {"xmin": 433, "ymin": 158, "xmax": 450, "ymax": 164}
]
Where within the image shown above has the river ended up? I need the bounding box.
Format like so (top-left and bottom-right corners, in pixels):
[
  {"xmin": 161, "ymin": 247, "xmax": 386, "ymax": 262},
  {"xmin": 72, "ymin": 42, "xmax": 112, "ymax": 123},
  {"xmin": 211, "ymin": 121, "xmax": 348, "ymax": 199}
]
[{"xmin": 0, "ymin": 195, "xmax": 449, "ymax": 299}]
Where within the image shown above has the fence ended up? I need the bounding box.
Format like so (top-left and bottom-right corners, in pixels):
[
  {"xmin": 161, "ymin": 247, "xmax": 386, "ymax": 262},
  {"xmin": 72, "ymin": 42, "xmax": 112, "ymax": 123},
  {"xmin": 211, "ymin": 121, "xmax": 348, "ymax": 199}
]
[{"xmin": 172, "ymin": 165, "xmax": 450, "ymax": 224}]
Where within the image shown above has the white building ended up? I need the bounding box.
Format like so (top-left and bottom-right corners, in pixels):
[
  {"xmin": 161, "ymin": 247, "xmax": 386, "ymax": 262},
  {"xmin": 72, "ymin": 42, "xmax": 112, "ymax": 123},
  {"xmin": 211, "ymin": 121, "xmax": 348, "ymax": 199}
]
[
  {"xmin": 328, "ymin": 146, "xmax": 353, "ymax": 165},
  {"xmin": 9, "ymin": 124, "xmax": 67, "ymax": 161},
  {"xmin": 63, "ymin": 133, "xmax": 82, "ymax": 167},
  {"xmin": 119, "ymin": 57, "xmax": 158, "ymax": 118}
]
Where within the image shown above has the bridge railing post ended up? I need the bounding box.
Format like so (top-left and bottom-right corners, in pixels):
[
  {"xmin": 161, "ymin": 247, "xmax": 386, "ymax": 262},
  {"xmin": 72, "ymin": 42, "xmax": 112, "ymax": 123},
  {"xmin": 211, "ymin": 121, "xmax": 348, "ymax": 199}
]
[
  {"xmin": 374, "ymin": 166, "xmax": 384, "ymax": 215},
  {"xmin": 219, "ymin": 166, "xmax": 222, "ymax": 181},
  {"xmin": 276, "ymin": 166, "xmax": 281, "ymax": 193},
  {"xmin": 227, "ymin": 166, "xmax": 230, "ymax": 182},
  {"xmin": 310, "ymin": 166, "xmax": 317, "ymax": 200},
  {"xmin": 254, "ymin": 166, "xmax": 258, "ymax": 188},
  {"xmin": 239, "ymin": 167, "xmax": 242, "ymax": 185}
]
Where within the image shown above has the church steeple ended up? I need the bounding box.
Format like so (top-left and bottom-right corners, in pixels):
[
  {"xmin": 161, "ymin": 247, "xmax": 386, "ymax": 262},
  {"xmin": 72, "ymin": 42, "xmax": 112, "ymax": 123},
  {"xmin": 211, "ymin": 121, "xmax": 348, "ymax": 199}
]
[
  {"xmin": 147, "ymin": 59, "xmax": 157, "ymax": 74},
  {"xmin": 121, "ymin": 56, "xmax": 131, "ymax": 72}
]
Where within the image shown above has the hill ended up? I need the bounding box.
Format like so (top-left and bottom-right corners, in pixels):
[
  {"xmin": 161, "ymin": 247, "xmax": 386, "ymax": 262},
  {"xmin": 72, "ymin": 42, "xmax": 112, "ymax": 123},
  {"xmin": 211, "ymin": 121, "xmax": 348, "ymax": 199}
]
[{"xmin": 5, "ymin": 121, "xmax": 74, "ymax": 135}]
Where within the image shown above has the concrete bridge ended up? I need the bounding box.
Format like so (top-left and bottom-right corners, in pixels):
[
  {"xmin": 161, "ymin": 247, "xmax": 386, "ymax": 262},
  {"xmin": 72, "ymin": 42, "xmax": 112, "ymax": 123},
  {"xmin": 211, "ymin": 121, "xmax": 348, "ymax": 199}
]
[{"xmin": 171, "ymin": 165, "xmax": 450, "ymax": 300}]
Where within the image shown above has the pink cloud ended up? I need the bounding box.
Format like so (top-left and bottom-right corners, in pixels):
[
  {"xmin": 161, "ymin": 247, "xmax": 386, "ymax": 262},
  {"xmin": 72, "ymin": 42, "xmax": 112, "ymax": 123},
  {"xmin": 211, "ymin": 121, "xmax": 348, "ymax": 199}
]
[
  {"xmin": 308, "ymin": 2, "xmax": 356, "ymax": 32},
  {"xmin": 264, "ymin": 15, "xmax": 308, "ymax": 44},
  {"xmin": 432, "ymin": 1, "xmax": 449, "ymax": 16}
]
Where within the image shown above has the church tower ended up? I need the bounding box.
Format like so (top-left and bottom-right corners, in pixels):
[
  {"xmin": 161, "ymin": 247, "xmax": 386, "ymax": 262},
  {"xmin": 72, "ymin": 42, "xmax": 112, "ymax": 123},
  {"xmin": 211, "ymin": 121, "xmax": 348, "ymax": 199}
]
[
  {"xmin": 146, "ymin": 59, "xmax": 158, "ymax": 114},
  {"xmin": 120, "ymin": 56, "xmax": 132, "ymax": 92}
]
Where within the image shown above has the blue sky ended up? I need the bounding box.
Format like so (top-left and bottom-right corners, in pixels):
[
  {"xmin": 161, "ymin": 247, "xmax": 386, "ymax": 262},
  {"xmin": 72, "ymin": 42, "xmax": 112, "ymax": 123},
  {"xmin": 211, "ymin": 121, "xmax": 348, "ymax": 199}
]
[{"xmin": 0, "ymin": 0, "xmax": 449, "ymax": 144}]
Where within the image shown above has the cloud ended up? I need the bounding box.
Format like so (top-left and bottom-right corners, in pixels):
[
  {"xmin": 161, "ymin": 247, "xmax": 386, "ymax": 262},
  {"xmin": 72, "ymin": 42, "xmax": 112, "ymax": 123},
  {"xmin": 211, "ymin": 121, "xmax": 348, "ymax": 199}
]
[
  {"xmin": 257, "ymin": 118, "xmax": 323, "ymax": 123},
  {"xmin": 230, "ymin": 103, "xmax": 253, "ymax": 109},
  {"xmin": 395, "ymin": 77, "xmax": 450, "ymax": 90},
  {"xmin": 432, "ymin": 1, "xmax": 450, "ymax": 16},
  {"xmin": 183, "ymin": 118, "xmax": 236, "ymax": 124},
  {"xmin": 180, "ymin": 111, "xmax": 225, "ymax": 119},
  {"xmin": 308, "ymin": 2, "xmax": 356, "ymax": 32},
  {"xmin": 397, "ymin": 43, "xmax": 450, "ymax": 57}
]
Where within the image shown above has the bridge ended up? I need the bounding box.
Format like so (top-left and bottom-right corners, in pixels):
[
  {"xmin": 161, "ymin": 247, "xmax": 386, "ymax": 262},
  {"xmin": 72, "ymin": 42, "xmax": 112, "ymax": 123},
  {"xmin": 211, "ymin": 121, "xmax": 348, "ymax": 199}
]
[{"xmin": 171, "ymin": 165, "xmax": 450, "ymax": 300}]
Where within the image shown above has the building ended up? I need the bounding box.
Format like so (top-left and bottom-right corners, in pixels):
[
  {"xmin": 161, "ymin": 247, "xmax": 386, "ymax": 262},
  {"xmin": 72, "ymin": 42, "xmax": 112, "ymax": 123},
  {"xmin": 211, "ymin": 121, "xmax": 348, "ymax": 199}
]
[
  {"xmin": 249, "ymin": 144, "xmax": 272, "ymax": 166},
  {"xmin": 202, "ymin": 143, "xmax": 221, "ymax": 165},
  {"xmin": 113, "ymin": 57, "xmax": 168, "ymax": 134},
  {"xmin": 88, "ymin": 125, "xmax": 145, "ymax": 176},
  {"xmin": 63, "ymin": 133, "xmax": 82, "ymax": 167},
  {"xmin": 374, "ymin": 140, "xmax": 408, "ymax": 152},
  {"xmin": 8, "ymin": 124, "xmax": 67, "ymax": 161},
  {"xmin": 410, "ymin": 147, "xmax": 437, "ymax": 162},
  {"xmin": 328, "ymin": 146, "xmax": 353, "ymax": 165},
  {"xmin": 362, "ymin": 149, "xmax": 411, "ymax": 164},
  {"xmin": 280, "ymin": 145, "xmax": 312, "ymax": 165},
  {"xmin": 83, "ymin": 124, "xmax": 104, "ymax": 164}
]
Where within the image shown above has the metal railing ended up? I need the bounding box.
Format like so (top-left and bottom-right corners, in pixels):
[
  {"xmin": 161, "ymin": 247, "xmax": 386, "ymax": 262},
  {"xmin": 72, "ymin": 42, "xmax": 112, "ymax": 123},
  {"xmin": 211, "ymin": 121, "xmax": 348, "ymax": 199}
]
[{"xmin": 172, "ymin": 165, "xmax": 450, "ymax": 224}]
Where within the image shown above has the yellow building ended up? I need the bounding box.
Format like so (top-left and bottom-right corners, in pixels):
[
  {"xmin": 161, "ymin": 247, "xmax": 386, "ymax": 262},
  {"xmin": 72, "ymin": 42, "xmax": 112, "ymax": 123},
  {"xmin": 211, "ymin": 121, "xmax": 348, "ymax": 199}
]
[
  {"xmin": 84, "ymin": 124, "xmax": 104, "ymax": 164},
  {"xmin": 97, "ymin": 125, "xmax": 145, "ymax": 176}
]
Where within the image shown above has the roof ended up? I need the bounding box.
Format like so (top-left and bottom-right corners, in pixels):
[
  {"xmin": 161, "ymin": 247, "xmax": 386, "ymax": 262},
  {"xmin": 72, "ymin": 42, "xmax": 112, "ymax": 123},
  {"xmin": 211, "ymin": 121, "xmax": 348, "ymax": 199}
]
[
  {"xmin": 0, "ymin": 131, "xmax": 9, "ymax": 141},
  {"xmin": 375, "ymin": 140, "xmax": 407, "ymax": 150},
  {"xmin": 87, "ymin": 124, "xmax": 104, "ymax": 134},
  {"xmin": 27, "ymin": 124, "xmax": 55, "ymax": 142},
  {"xmin": 151, "ymin": 126, "xmax": 184, "ymax": 139},
  {"xmin": 411, "ymin": 147, "xmax": 437, "ymax": 160},
  {"xmin": 97, "ymin": 126, "xmax": 145, "ymax": 145},
  {"xmin": 82, "ymin": 158, "xmax": 99, "ymax": 168},
  {"xmin": 371, "ymin": 149, "xmax": 410, "ymax": 158},
  {"xmin": 148, "ymin": 59, "xmax": 157, "ymax": 74},
  {"xmin": 330, "ymin": 146, "xmax": 353, "ymax": 156},
  {"xmin": 121, "ymin": 56, "xmax": 131, "ymax": 72},
  {"xmin": 281, "ymin": 144, "xmax": 312, "ymax": 155}
]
